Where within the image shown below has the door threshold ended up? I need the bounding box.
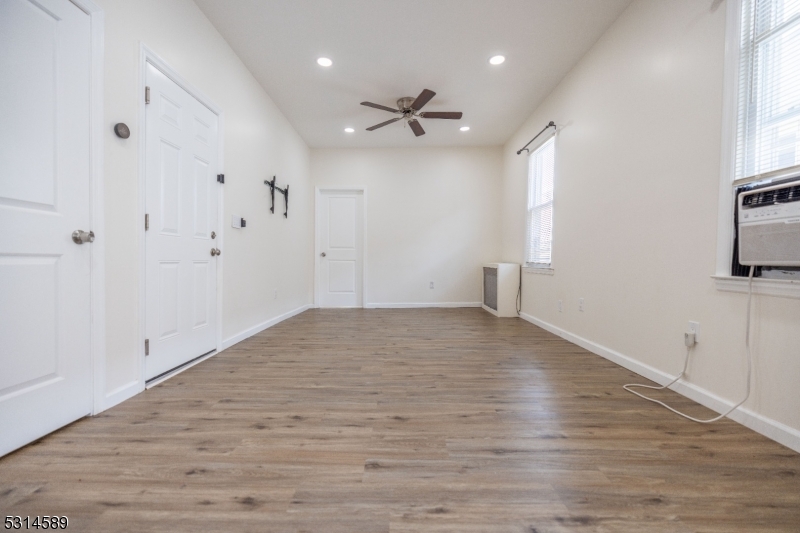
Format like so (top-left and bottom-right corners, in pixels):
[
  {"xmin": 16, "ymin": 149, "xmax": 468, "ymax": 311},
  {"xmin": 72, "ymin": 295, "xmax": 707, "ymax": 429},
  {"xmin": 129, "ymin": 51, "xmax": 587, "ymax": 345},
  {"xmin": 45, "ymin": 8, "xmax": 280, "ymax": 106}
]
[{"xmin": 145, "ymin": 349, "xmax": 217, "ymax": 389}]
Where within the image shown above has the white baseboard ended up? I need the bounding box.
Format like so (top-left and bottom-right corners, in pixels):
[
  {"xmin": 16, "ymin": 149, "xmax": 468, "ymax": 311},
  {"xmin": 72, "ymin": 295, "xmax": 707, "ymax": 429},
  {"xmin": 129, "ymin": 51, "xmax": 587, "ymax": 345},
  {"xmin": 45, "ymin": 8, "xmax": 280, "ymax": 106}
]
[
  {"xmin": 364, "ymin": 302, "xmax": 482, "ymax": 309},
  {"xmin": 101, "ymin": 379, "xmax": 142, "ymax": 412},
  {"xmin": 221, "ymin": 304, "xmax": 312, "ymax": 351},
  {"xmin": 519, "ymin": 312, "xmax": 800, "ymax": 454}
]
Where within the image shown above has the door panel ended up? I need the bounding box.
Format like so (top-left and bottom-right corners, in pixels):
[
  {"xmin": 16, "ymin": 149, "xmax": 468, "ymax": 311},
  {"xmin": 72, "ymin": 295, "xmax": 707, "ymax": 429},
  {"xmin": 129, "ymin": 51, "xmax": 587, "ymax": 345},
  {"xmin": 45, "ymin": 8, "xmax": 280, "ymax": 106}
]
[
  {"xmin": 0, "ymin": 0, "xmax": 57, "ymax": 208},
  {"xmin": 0, "ymin": 0, "xmax": 93, "ymax": 457},
  {"xmin": 145, "ymin": 63, "xmax": 219, "ymax": 380},
  {"xmin": 319, "ymin": 191, "xmax": 363, "ymax": 307}
]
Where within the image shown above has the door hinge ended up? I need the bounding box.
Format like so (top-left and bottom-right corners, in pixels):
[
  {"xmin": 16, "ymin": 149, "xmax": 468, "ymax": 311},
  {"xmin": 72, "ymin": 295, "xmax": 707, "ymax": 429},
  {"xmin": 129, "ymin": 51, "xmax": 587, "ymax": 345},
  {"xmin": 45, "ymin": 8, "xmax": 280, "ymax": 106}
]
[
  {"xmin": 145, "ymin": 86, "xmax": 151, "ymax": 104},
  {"xmin": 144, "ymin": 339, "xmax": 149, "ymax": 356},
  {"xmin": 217, "ymin": 174, "xmax": 224, "ymax": 184},
  {"xmin": 145, "ymin": 213, "xmax": 149, "ymax": 231}
]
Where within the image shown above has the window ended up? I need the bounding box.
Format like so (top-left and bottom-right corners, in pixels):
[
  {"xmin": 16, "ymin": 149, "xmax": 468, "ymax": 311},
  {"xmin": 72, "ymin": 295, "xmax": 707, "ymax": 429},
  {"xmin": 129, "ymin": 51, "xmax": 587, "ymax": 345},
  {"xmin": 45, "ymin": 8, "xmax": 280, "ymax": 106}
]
[
  {"xmin": 525, "ymin": 136, "xmax": 555, "ymax": 267},
  {"xmin": 735, "ymin": 0, "xmax": 800, "ymax": 181}
]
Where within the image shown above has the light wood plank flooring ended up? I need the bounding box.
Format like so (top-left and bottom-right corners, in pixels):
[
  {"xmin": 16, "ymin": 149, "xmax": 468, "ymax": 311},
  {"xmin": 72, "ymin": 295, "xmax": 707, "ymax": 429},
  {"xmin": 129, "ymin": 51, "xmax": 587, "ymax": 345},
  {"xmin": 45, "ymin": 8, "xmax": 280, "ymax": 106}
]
[{"xmin": 2, "ymin": 309, "xmax": 799, "ymax": 532}]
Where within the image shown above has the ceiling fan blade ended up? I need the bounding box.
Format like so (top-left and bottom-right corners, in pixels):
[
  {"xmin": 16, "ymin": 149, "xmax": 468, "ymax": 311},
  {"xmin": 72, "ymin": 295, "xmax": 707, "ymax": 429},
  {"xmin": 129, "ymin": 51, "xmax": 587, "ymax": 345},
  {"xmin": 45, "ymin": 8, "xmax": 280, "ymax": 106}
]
[
  {"xmin": 366, "ymin": 117, "xmax": 402, "ymax": 131},
  {"xmin": 410, "ymin": 89, "xmax": 436, "ymax": 110},
  {"xmin": 408, "ymin": 119, "xmax": 425, "ymax": 137},
  {"xmin": 360, "ymin": 101, "xmax": 400, "ymax": 113},
  {"xmin": 419, "ymin": 111, "xmax": 463, "ymax": 119}
]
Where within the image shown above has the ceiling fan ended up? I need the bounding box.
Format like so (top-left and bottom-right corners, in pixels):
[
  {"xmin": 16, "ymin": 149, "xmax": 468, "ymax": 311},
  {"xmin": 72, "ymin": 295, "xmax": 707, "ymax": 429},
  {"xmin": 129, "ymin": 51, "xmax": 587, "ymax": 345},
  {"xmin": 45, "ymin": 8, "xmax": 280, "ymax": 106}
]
[{"xmin": 360, "ymin": 89, "xmax": 463, "ymax": 137}]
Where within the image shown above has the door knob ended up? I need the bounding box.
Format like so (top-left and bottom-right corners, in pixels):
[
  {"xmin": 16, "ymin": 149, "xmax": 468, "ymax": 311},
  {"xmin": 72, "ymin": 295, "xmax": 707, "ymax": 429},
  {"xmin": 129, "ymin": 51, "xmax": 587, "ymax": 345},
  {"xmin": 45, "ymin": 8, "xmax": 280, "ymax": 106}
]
[
  {"xmin": 320, "ymin": 252, "xmax": 326, "ymax": 257},
  {"xmin": 210, "ymin": 248, "xmax": 221, "ymax": 256},
  {"xmin": 72, "ymin": 230, "xmax": 95, "ymax": 244}
]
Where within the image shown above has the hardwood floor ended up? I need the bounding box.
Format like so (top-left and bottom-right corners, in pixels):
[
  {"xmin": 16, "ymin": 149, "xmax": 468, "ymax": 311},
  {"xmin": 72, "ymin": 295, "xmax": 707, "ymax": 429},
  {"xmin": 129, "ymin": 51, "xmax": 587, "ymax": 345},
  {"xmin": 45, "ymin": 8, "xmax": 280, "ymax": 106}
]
[{"xmin": 1, "ymin": 308, "xmax": 799, "ymax": 532}]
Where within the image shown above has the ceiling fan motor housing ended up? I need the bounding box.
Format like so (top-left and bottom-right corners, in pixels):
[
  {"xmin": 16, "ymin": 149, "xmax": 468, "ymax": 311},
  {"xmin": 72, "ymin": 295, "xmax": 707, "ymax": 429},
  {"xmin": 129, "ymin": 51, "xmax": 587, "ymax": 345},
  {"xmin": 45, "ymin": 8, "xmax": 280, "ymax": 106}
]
[{"xmin": 397, "ymin": 97, "xmax": 416, "ymax": 111}]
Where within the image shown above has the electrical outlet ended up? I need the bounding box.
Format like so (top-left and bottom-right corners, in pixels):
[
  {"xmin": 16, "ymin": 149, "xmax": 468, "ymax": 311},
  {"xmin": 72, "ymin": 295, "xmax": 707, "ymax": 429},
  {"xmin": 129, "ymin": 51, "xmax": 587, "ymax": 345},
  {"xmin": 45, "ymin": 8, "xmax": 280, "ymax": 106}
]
[
  {"xmin": 429, "ymin": 282, "xmax": 434, "ymax": 289},
  {"xmin": 578, "ymin": 298, "xmax": 585, "ymax": 312},
  {"xmin": 274, "ymin": 289, "xmax": 278, "ymax": 300},
  {"xmin": 558, "ymin": 300, "xmax": 563, "ymax": 312},
  {"xmin": 688, "ymin": 321, "xmax": 700, "ymax": 342}
]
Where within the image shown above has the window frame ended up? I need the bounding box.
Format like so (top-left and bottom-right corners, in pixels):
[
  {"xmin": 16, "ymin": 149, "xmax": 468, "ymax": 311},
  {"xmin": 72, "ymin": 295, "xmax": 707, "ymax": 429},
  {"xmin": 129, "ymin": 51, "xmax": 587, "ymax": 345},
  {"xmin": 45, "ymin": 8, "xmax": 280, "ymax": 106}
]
[
  {"xmin": 714, "ymin": 0, "xmax": 800, "ymax": 298},
  {"xmin": 524, "ymin": 134, "xmax": 557, "ymax": 271}
]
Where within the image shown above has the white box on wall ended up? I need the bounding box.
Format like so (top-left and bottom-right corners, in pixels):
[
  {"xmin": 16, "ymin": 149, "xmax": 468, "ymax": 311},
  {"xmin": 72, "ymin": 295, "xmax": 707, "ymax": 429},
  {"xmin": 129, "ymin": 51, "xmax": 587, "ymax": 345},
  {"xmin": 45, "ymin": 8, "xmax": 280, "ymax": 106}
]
[{"xmin": 482, "ymin": 263, "xmax": 520, "ymax": 317}]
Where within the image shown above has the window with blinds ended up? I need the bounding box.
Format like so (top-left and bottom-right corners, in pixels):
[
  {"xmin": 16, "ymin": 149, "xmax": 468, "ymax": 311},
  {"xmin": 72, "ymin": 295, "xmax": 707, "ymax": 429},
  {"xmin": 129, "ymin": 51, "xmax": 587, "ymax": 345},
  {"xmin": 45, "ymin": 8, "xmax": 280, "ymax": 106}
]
[
  {"xmin": 735, "ymin": 0, "xmax": 800, "ymax": 181},
  {"xmin": 525, "ymin": 136, "xmax": 555, "ymax": 267}
]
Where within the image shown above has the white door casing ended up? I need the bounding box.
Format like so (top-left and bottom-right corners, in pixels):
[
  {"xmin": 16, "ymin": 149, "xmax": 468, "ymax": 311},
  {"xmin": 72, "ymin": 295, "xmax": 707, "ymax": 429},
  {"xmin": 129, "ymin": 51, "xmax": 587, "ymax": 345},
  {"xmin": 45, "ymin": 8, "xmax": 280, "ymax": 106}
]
[
  {"xmin": 144, "ymin": 63, "xmax": 220, "ymax": 381},
  {"xmin": 0, "ymin": 0, "xmax": 94, "ymax": 457},
  {"xmin": 317, "ymin": 190, "xmax": 364, "ymax": 308}
]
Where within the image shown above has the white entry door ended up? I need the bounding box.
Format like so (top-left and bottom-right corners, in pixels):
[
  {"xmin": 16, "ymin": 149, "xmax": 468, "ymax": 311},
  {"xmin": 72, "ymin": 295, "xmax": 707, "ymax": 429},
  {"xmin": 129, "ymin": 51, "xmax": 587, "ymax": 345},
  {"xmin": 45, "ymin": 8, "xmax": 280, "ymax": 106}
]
[
  {"xmin": 145, "ymin": 63, "xmax": 220, "ymax": 381},
  {"xmin": 318, "ymin": 190, "xmax": 364, "ymax": 308},
  {"xmin": 0, "ymin": 0, "xmax": 93, "ymax": 457}
]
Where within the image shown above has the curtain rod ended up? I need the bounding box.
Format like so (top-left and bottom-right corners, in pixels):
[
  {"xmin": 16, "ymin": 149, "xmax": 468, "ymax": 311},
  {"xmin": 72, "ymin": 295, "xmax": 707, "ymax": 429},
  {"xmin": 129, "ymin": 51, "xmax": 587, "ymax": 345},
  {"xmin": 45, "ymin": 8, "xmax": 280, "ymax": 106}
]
[{"xmin": 516, "ymin": 121, "xmax": 556, "ymax": 155}]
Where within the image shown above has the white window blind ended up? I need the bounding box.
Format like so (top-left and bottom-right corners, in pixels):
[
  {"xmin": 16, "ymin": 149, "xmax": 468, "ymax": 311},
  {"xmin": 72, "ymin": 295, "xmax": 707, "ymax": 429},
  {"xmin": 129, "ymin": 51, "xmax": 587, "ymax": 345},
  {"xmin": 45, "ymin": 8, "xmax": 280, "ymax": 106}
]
[
  {"xmin": 735, "ymin": 0, "xmax": 800, "ymax": 181},
  {"xmin": 525, "ymin": 137, "xmax": 555, "ymax": 266}
]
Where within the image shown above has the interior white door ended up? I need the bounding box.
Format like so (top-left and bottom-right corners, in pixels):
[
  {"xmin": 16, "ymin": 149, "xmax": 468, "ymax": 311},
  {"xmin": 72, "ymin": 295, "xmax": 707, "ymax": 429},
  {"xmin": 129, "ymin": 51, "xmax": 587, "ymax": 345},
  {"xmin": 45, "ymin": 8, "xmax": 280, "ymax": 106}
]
[
  {"xmin": 0, "ymin": 0, "xmax": 93, "ymax": 457},
  {"xmin": 145, "ymin": 63, "xmax": 219, "ymax": 381},
  {"xmin": 318, "ymin": 190, "xmax": 364, "ymax": 308}
]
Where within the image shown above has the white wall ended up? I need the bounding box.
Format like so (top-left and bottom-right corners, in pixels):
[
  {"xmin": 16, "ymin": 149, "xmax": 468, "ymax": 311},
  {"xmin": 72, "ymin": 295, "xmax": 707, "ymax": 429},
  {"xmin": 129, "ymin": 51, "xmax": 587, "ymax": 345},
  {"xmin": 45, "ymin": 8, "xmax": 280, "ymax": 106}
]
[
  {"xmin": 312, "ymin": 147, "xmax": 502, "ymax": 306},
  {"xmin": 502, "ymin": 0, "xmax": 800, "ymax": 448},
  {"xmin": 98, "ymin": 0, "xmax": 312, "ymax": 403}
]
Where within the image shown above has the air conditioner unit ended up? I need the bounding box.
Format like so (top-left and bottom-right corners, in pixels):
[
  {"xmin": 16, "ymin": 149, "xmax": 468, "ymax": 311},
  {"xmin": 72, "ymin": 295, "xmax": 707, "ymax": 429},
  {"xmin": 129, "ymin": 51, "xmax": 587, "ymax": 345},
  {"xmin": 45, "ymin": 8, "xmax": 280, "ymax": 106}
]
[
  {"xmin": 738, "ymin": 178, "xmax": 800, "ymax": 266},
  {"xmin": 482, "ymin": 263, "xmax": 520, "ymax": 317}
]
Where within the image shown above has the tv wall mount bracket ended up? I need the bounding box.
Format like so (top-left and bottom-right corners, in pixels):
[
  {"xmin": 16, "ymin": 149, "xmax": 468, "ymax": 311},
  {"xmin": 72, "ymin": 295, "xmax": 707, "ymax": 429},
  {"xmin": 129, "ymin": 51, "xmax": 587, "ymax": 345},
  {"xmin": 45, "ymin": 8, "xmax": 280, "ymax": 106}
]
[{"xmin": 264, "ymin": 176, "xmax": 289, "ymax": 218}]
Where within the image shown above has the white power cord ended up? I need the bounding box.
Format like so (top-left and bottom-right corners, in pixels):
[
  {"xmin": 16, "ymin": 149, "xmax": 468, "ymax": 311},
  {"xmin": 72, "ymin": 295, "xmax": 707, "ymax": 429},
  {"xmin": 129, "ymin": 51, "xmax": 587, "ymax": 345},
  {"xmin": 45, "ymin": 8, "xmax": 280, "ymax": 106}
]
[{"xmin": 623, "ymin": 265, "xmax": 755, "ymax": 423}]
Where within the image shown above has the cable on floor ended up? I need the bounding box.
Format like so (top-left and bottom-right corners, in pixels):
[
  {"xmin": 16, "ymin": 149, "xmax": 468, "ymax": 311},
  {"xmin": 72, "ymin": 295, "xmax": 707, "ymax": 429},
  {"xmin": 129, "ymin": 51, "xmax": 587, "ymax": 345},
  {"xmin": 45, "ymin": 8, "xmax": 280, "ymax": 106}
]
[{"xmin": 623, "ymin": 265, "xmax": 755, "ymax": 423}]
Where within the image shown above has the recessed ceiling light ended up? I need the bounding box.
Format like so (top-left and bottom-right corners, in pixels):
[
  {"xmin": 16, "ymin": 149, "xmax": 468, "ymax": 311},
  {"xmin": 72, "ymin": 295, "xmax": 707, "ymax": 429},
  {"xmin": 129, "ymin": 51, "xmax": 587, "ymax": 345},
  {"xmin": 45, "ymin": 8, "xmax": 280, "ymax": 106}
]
[
  {"xmin": 460, "ymin": 126, "xmax": 470, "ymax": 132},
  {"xmin": 344, "ymin": 127, "xmax": 355, "ymax": 133},
  {"xmin": 317, "ymin": 57, "xmax": 332, "ymax": 67},
  {"xmin": 489, "ymin": 55, "xmax": 505, "ymax": 65}
]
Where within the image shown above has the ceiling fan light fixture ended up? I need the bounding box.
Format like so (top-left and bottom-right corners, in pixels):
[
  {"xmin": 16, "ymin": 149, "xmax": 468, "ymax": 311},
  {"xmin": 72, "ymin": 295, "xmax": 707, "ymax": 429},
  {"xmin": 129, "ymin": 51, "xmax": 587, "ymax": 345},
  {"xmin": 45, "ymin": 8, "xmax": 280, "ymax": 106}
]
[
  {"xmin": 344, "ymin": 127, "xmax": 355, "ymax": 133},
  {"xmin": 317, "ymin": 57, "xmax": 333, "ymax": 67},
  {"xmin": 489, "ymin": 55, "xmax": 506, "ymax": 65},
  {"xmin": 460, "ymin": 126, "xmax": 470, "ymax": 132}
]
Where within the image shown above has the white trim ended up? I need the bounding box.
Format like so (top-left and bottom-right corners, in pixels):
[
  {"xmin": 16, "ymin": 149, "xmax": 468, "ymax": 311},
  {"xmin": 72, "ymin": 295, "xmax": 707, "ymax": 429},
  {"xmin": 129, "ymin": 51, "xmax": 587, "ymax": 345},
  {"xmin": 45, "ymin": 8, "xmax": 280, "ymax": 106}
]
[
  {"xmin": 67, "ymin": 0, "xmax": 107, "ymax": 415},
  {"xmin": 365, "ymin": 302, "xmax": 482, "ymax": 309},
  {"xmin": 519, "ymin": 312, "xmax": 800, "ymax": 454},
  {"xmin": 314, "ymin": 187, "xmax": 368, "ymax": 308},
  {"xmin": 715, "ymin": 0, "xmax": 742, "ymax": 278},
  {"xmin": 102, "ymin": 380, "xmax": 140, "ymax": 411},
  {"xmin": 137, "ymin": 44, "xmax": 225, "ymax": 392},
  {"xmin": 523, "ymin": 266, "xmax": 554, "ymax": 275},
  {"xmin": 220, "ymin": 304, "xmax": 312, "ymax": 350},
  {"xmin": 713, "ymin": 275, "xmax": 800, "ymax": 299}
]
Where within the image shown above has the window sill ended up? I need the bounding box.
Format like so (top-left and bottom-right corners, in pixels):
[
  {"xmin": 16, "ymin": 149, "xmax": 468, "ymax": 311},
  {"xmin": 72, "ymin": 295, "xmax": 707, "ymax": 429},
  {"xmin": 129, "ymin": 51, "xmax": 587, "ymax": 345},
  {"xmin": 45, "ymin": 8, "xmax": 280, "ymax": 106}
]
[
  {"xmin": 523, "ymin": 267, "xmax": 554, "ymax": 276},
  {"xmin": 712, "ymin": 275, "xmax": 800, "ymax": 299}
]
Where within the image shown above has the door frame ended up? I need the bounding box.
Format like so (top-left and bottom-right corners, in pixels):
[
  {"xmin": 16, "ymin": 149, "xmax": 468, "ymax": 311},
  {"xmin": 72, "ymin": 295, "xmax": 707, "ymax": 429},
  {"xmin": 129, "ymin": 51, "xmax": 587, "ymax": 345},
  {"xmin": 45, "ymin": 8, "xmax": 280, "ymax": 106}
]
[
  {"xmin": 314, "ymin": 187, "xmax": 368, "ymax": 308},
  {"xmin": 137, "ymin": 44, "xmax": 225, "ymax": 389}
]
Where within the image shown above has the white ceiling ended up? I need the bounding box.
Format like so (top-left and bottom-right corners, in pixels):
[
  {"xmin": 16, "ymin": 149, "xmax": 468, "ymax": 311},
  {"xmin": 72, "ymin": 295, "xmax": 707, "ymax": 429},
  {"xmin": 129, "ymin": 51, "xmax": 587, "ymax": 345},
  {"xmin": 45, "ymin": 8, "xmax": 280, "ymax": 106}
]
[{"xmin": 194, "ymin": 0, "xmax": 633, "ymax": 148}]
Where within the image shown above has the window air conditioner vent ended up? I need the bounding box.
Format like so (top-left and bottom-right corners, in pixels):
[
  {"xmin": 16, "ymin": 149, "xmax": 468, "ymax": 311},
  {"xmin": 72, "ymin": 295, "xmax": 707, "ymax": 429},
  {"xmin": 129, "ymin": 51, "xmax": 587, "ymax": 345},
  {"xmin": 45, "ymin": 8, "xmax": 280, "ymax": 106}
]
[
  {"xmin": 741, "ymin": 184, "xmax": 800, "ymax": 208},
  {"xmin": 738, "ymin": 178, "xmax": 800, "ymax": 267}
]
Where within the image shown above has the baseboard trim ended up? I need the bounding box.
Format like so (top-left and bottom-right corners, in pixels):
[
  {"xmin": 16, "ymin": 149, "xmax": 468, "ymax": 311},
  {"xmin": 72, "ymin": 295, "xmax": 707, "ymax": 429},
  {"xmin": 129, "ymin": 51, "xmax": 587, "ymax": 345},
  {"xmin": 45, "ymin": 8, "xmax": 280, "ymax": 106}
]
[
  {"xmin": 221, "ymin": 304, "xmax": 312, "ymax": 351},
  {"xmin": 519, "ymin": 312, "xmax": 800, "ymax": 454},
  {"xmin": 364, "ymin": 302, "xmax": 482, "ymax": 309},
  {"xmin": 101, "ymin": 379, "xmax": 142, "ymax": 412}
]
